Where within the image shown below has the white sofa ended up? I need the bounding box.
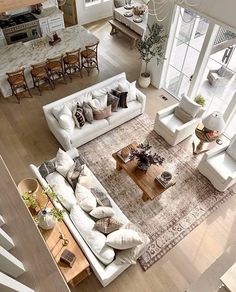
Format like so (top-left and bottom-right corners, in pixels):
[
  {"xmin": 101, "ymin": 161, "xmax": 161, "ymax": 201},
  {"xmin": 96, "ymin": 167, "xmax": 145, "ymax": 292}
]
[
  {"xmin": 43, "ymin": 72, "xmax": 146, "ymax": 150},
  {"xmin": 198, "ymin": 135, "xmax": 236, "ymax": 192},
  {"xmin": 154, "ymin": 103, "xmax": 205, "ymax": 146},
  {"xmin": 30, "ymin": 148, "xmax": 149, "ymax": 287}
]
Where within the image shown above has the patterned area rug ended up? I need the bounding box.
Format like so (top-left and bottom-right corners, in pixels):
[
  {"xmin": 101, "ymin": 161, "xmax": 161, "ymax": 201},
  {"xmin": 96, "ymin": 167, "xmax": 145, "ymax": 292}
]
[{"xmin": 78, "ymin": 114, "xmax": 235, "ymax": 271}]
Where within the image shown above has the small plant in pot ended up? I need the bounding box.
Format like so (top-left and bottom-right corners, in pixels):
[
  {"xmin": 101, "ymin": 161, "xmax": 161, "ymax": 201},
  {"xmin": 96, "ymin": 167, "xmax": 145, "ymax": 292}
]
[
  {"xmin": 194, "ymin": 94, "xmax": 206, "ymax": 107},
  {"xmin": 130, "ymin": 143, "xmax": 165, "ymax": 172},
  {"xmin": 23, "ymin": 185, "xmax": 64, "ymax": 230},
  {"xmin": 137, "ymin": 23, "xmax": 167, "ymax": 88}
]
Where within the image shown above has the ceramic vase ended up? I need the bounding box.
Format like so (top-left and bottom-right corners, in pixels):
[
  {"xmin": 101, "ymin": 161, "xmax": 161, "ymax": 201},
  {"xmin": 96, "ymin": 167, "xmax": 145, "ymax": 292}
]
[
  {"xmin": 37, "ymin": 208, "xmax": 56, "ymax": 230},
  {"xmin": 138, "ymin": 74, "xmax": 151, "ymax": 88}
]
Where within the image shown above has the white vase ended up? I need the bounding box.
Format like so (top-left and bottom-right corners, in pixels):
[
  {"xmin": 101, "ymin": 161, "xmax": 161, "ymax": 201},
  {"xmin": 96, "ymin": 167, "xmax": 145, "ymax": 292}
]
[
  {"xmin": 37, "ymin": 208, "xmax": 56, "ymax": 230},
  {"xmin": 138, "ymin": 73, "xmax": 151, "ymax": 88}
]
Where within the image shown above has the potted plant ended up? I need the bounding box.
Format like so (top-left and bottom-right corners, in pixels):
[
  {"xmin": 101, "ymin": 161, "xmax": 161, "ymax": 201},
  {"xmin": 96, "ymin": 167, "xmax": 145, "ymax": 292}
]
[
  {"xmin": 137, "ymin": 23, "xmax": 167, "ymax": 88},
  {"xmin": 23, "ymin": 185, "xmax": 64, "ymax": 230},
  {"xmin": 130, "ymin": 143, "xmax": 165, "ymax": 172},
  {"xmin": 194, "ymin": 94, "xmax": 206, "ymax": 107}
]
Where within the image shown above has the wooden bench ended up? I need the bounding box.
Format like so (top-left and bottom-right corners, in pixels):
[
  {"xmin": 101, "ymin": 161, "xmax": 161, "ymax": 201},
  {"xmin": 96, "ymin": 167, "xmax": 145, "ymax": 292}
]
[{"xmin": 108, "ymin": 19, "xmax": 141, "ymax": 49}]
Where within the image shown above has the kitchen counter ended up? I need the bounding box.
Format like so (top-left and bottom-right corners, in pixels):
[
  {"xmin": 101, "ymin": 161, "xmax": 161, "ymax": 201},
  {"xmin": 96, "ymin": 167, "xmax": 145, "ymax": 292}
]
[
  {"xmin": 0, "ymin": 25, "xmax": 99, "ymax": 97},
  {"xmin": 33, "ymin": 6, "xmax": 63, "ymax": 20}
]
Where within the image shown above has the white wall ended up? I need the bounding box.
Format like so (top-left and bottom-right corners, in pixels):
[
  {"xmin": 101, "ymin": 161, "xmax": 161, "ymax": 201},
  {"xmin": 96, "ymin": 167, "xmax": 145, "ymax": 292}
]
[{"xmin": 76, "ymin": 0, "xmax": 112, "ymax": 25}]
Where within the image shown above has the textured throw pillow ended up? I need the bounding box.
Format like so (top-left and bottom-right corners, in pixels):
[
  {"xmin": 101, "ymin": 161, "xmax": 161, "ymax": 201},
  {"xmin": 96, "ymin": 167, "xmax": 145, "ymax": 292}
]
[
  {"xmin": 90, "ymin": 206, "xmax": 115, "ymax": 219},
  {"xmin": 93, "ymin": 105, "xmax": 112, "ymax": 120},
  {"xmin": 95, "ymin": 217, "xmax": 123, "ymax": 234},
  {"xmin": 89, "ymin": 94, "xmax": 108, "ymax": 111},
  {"xmin": 83, "ymin": 103, "xmax": 94, "ymax": 124},
  {"xmin": 116, "ymin": 222, "xmax": 150, "ymax": 264},
  {"xmin": 75, "ymin": 183, "xmax": 97, "ymax": 212},
  {"xmin": 55, "ymin": 148, "xmax": 74, "ymax": 177},
  {"xmin": 106, "ymin": 229, "xmax": 143, "ymax": 250},
  {"xmin": 91, "ymin": 188, "xmax": 111, "ymax": 207},
  {"xmin": 67, "ymin": 159, "xmax": 84, "ymax": 190},
  {"xmin": 57, "ymin": 105, "xmax": 75, "ymax": 134},
  {"xmin": 179, "ymin": 95, "xmax": 201, "ymax": 118},
  {"xmin": 174, "ymin": 106, "xmax": 193, "ymax": 123},
  {"xmin": 73, "ymin": 103, "xmax": 85, "ymax": 128},
  {"xmin": 77, "ymin": 165, "xmax": 93, "ymax": 189},
  {"xmin": 46, "ymin": 172, "xmax": 76, "ymax": 211},
  {"xmin": 38, "ymin": 161, "xmax": 55, "ymax": 178},
  {"xmin": 107, "ymin": 92, "xmax": 119, "ymax": 112},
  {"xmin": 111, "ymin": 89, "xmax": 128, "ymax": 108}
]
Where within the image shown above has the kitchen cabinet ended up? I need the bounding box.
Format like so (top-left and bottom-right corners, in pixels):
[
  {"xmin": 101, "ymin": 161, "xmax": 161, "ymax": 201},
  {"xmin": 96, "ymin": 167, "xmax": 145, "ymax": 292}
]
[
  {"xmin": 0, "ymin": 29, "xmax": 7, "ymax": 47},
  {"xmin": 39, "ymin": 13, "xmax": 65, "ymax": 36}
]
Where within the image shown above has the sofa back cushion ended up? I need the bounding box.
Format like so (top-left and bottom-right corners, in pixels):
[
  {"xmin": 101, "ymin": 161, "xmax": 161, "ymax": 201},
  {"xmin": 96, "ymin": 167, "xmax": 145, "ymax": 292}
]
[
  {"xmin": 179, "ymin": 95, "xmax": 201, "ymax": 118},
  {"xmin": 227, "ymin": 135, "xmax": 236, "ymax": 161}
]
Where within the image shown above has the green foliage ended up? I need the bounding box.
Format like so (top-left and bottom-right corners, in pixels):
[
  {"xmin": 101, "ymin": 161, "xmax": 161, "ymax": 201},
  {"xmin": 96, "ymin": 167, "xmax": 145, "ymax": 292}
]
[
  {"xmin": 50, "ymin": 208, "xmax": 65, "ymax": 221},
  {"xmin": 195, "ymin": 94, "xmax": 206, "ymax": 107},
  {"xmin": 137, "ymin": 23, "xmax": 167, "ymax": 75},
  {"xmin": 22, "ymin": 192, "xmax": 38, "ymax": 209}
]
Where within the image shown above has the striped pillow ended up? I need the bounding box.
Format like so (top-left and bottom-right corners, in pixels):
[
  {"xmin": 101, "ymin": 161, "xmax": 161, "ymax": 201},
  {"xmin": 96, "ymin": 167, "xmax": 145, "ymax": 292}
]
[{"xmin": 73, "ymin": 103, "xmax": 85, "ymax": 128}]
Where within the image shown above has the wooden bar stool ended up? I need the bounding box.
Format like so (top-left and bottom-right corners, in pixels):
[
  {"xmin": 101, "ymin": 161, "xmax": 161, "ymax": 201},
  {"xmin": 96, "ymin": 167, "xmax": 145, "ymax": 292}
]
[
  {"xmin": 31, "ymin": 62, "xmax": 54, "ymax": 95},
  {"xmin": 46, "ymin": 55, "xmax": 67, "ymax": 87},
  {"xmin": 81, "ymin": 41, "xmax": 99, "ymax": 76},
  {"xmin": 63, "ymin": 48, "xmax": 82, "ymax": 82},
  {"xmin": 6, "ymin": 68, "xmax": 32, "ymax": 104}
]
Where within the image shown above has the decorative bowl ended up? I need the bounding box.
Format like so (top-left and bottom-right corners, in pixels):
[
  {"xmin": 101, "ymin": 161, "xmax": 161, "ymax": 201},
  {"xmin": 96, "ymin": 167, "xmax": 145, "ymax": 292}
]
[{"xmin": 161, "ymin": 171, "xmax": 172, "ymax": 182}]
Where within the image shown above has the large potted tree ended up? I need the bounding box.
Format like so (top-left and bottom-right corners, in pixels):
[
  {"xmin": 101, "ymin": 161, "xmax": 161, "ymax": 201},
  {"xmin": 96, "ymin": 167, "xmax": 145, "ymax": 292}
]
[{"xmin": 137, "ymin": 23, "xmax": 167, "ymax": 88}]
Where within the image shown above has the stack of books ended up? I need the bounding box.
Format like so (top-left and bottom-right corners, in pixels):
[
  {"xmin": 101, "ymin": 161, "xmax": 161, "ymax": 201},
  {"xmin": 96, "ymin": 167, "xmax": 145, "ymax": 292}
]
[
  {"xmin": 155, "ymin": 175, "xmax": 173, "ymax": 189},
  {"xmin": 117, "ymin": 150, "xmax": 131, "ymax": 163}
]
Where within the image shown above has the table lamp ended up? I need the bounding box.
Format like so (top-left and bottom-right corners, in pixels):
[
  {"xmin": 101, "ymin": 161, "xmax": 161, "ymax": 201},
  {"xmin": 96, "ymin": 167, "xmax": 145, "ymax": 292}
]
[{"xmin": 202, "ymin": 111, "xmax": 225, "ymax": 133}]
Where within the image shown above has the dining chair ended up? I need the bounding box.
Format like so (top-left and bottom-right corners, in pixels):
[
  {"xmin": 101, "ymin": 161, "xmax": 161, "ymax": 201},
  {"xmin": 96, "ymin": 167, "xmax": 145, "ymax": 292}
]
[
  {"xmin": 63, "ymin": 48, "xmax": 82, "ymax": 82},
  {"xmin": 46, "ymin": 55, "xmax": 67, "ymax": 87},
  {"xmin": 31, "ymin": 61, "xmax": 54, "ymax": 95},
  {"xmin": 81, "ymin": 41, "xmax": 99, "ymax": 76}
]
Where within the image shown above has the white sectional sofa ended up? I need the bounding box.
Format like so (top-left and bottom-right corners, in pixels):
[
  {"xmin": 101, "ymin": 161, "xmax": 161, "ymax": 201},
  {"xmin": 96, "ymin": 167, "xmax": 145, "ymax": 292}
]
[
  {"xmin": 43, "ymin": 72, "xmax": 146, "ymax": 150},
  {"xmin": 30, "ymin": 148, "xmax": 149, "ymax": 287}
]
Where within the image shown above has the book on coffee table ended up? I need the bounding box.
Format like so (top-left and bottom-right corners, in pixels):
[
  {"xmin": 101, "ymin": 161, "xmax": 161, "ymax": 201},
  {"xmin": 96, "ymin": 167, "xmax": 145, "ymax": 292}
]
[
  {"xmin": 117, "ymin": 150, "xmax": 132, "ymax": 164},
  {"xmin": 155, "ymin": 176, "xmax": 173, "ymax": 189}
]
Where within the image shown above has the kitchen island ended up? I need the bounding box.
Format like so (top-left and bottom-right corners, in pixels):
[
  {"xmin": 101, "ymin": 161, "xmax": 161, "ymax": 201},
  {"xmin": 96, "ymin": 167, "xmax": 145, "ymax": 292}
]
[{"xmin": 0, "ymin": 24, "xmax": 99, "ymax": 97}]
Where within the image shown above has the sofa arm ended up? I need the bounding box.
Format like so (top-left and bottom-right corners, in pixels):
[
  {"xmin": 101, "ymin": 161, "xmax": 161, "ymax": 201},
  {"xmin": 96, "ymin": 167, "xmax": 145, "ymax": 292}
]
[
  {"xmin": 136, "ymin": 89, "xmax": 146, "ymax": 113},
  {"xmin": 156, "ymin": 103, "xmax": 178, "ymax": 119},
  {"xmin": 204, "ymin": 144, "xmax": 229, "ymax": 159},
  {"xmin": 45, "ymin": 114, "xmax": 72, "ymax": 150}
]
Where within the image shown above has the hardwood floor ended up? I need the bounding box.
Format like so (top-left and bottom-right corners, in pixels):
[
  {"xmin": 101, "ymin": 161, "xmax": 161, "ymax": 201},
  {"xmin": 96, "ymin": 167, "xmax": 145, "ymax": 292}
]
[{"xmin": 1, "ymin": 19, "xmax": 236, "ymax": 292}]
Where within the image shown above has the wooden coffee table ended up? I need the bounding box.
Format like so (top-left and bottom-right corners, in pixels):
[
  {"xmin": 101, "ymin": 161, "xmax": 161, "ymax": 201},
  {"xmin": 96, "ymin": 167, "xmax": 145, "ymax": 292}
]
[{"xmin": 112, "ymin": 142, "xmax": 175, "ymax": 202}]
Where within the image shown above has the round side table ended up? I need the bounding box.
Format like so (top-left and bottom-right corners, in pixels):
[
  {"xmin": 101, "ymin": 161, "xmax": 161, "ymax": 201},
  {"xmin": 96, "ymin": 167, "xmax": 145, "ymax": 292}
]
[{"xmin": 193, "ymin": 125, "xmax": 219, "ymax": 155}]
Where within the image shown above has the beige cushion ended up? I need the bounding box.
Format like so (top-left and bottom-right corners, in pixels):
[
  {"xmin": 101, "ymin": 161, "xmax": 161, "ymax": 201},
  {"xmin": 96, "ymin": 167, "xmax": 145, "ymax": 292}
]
[
  {"xmin": 180, "ymin": 95, "xmax": 201, "ymax": 118},
  {"xmin": 55, "ymin": 148, "xmax": 74, "ymax": 177},
  {"xmin": 95, "ymin": 217, "xmax": 123, "ymax": 234},
  {"xmin": 106, "ymin": 229, "xmax": 143, "ymax": 250},
  {"xmin": 174, "ymin": 106, "xmax": 193, "ymax": 123},
  {"xmin": 90, "ymin": 206, "xmax": 115, "ymax": 219},
  {"xmin": 93, "ymin": 105, "xmax": 112, "ymax": 120},
  {"xmin": 75, "ymin": 183, "xmax": 97, "ymax": 212}
]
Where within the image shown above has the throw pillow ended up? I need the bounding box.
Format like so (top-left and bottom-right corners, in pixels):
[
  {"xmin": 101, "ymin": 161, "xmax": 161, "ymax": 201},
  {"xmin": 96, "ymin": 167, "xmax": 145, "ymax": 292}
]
[
  {"xmin": 46, "ymin": 172, "xmax": 76, "ymax": 211},
  {"xmin": 90, "ymin": 188, "xmax": 112, "ymax": 207},
  {"xmin": 83, "ymin": 103, "xmax": 94, "ymax": 124},
  {"xmin": 179, "ymin": 95, "xmax": 201, "ymax": 118},
  {"xmin": 95, "ymin": 217, "xmax": 123, "ymax": 234},
  {"xmin": 73, "ymin": 103, "xmax": 85, "ymax": 128},
  {"xmin": 107, "ymin": 92, "xmax": 119, "ymax": 112},
  {"xmin": 67, "ymin": 159, "xmax": 84, "ymax": 190},
  {"xmin": 38, "ymin": 161, "xmax": 55, "ymax": 178},
  {"xmin": 57, "ymin": 105, "xmax": 75, "ymax": 134},
  {"xmin": 174, "ymin": 106, "xmax": 193, "ymax": 123},
  {"xmin": 106, "ymin": 229, "xmax": 143, "ymax": 250},
  {"xmin": 75, "ymin": 183, "xmax": 97, "ymax": 212},
  {"xmin": 111, "ymin": 89, "xmax": 128, "ymax": 108},
  {"xmin": 90, "ymin": 206, "xmax": 115, "ymax": 219},
  {"xmin": 93, "ymin": 105, "xmax": 112, "ymax": 120},
  {"xmin": 89, "ymin": 94, "xmax": 108, "ymax": 111},
  {"xmin": 77, "ymin": 165, "xmax": 93, "ymax": 189},
  {"xmin": 55, "ymin": 148, "xmax": 74, "ymax": 177},
  {"xmin": 118, "ymin": 80, "xmax": 136, "ymax": 102}
]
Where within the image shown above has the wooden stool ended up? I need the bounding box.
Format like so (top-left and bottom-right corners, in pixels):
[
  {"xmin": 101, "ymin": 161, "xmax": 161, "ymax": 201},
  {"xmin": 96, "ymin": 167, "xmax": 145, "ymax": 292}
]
[
  {"xmin": 7, "ymin": 68, "xmax": 32, "ymax": 104},
  {"xmin": 81, "ymin": 42, "xmax": 99, "ymax": 76},
  {"xmin": 63, "ymin": 48, "xmax": 82, "ymax": 82},
  {"xmin": 47, "ymin": 56, "xmax": 67, "ymax": 87},
  {"xmin": 31, "ymin": 62, "xmax": 54, "ymax": 95}
]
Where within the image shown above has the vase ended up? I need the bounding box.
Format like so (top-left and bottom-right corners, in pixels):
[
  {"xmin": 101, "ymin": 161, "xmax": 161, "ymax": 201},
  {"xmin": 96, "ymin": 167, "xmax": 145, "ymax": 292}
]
[
  {"xmin": 137, "ymin": 161, "xmax": 150, "ymax": 172},
  {"xmin": 37, "ymin": 208, "xmax": 56, "ymax": 230},
  {"xmin": 138, "ymin": 73, "xmax": 151, "ymax": 88}
]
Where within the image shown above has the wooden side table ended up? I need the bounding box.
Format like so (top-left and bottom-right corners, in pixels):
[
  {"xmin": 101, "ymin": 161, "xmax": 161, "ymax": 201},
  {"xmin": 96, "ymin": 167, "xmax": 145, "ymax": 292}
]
[{"xmin": 26, "ymin": 183, "xmax": 91, "ymax": 287}]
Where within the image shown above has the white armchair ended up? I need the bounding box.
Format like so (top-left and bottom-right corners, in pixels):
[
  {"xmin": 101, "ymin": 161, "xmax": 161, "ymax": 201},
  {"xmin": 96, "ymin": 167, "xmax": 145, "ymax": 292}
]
[
  {"xmin": 198, "ymin": 135, "xmax": 236, "ymax": 191},
  {"xmin": 207, "ymin": 66, "xmax": 234, "ymax": 87},
  {"xmin": 154, "ymin": 96, "xmax": 205, "ymax": 146}
]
